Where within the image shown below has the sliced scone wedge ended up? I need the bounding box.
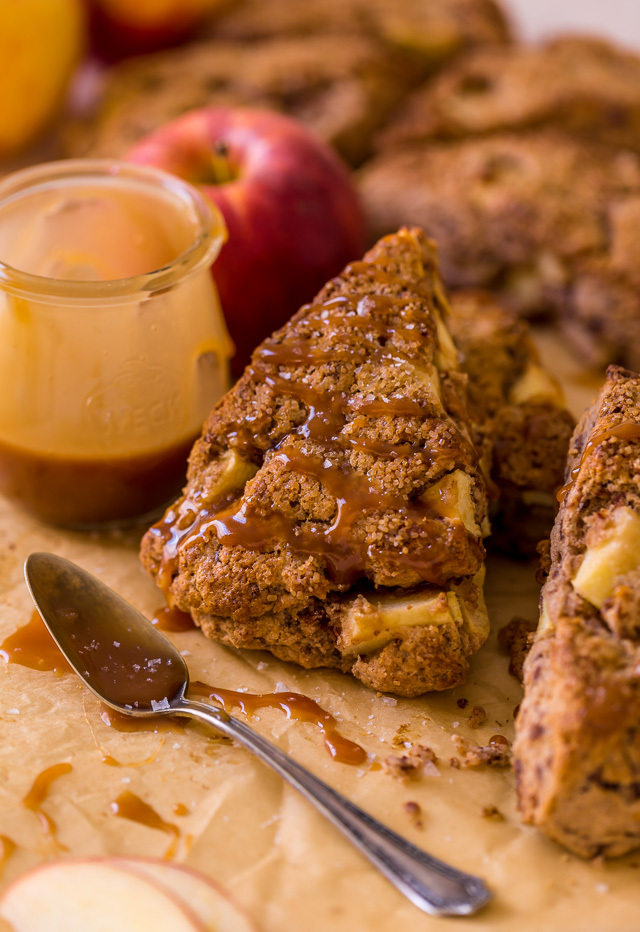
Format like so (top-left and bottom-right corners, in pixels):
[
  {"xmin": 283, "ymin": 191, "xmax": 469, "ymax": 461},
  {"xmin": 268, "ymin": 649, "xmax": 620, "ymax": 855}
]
[
  {"xmin": 449, "ymin": 290, "xmax": 575, "ymax": 554},
  {"xmin": 514, "ymin": 365, "xmax": 640, "ymax": 857},
  {"xmin": 141, "ymin": 227, "xmax": 490, "ymax": 697}
]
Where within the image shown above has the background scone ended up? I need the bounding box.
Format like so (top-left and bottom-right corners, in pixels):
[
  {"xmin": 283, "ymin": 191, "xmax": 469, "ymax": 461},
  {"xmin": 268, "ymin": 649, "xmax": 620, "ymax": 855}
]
[
  {"xmin": 379, "ymin": 35, "xmax": 640, "ymax": 151},
  {"xmin": 359, "ymin": 132, "xmax": 640, "ymax": 368},
  {"xmin": 449, "ymin": 290, "xmax": 575, "ymax": 554},
  {"xmin": 205, "ymin": 0, "xmax": 511, "ymax": 73},
  {"xmin": 514, "ymin": 366, "xmax": 640, "ymax": 857},
  {"xmin": 65, "ymin": 35, "xmax": 414, "ymax": 167},
  {"xmin": 65, "ymin": 0, "xmax": 511, "ymax": 167},
  {"xmin": 141, "ymin": 228, "xmax": 490, "ymax": 697}
]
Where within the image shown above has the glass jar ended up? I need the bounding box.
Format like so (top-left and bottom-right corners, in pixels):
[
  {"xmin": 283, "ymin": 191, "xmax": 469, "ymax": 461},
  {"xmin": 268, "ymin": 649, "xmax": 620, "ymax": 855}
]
[{"xmin": 0, "ymin": 159, "xmax": 231, "ymax": 526}]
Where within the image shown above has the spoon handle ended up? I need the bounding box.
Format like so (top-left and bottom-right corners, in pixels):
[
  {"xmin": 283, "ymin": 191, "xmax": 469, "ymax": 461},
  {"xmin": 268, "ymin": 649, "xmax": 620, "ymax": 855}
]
[{"xmin": 174, "ymin": 696, "xmax": 490, "ymax": 917}]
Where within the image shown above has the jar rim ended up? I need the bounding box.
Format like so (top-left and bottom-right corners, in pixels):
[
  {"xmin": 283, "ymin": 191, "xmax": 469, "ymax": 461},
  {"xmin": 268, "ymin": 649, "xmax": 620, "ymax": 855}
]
[{"xmin": 0, "ymin": 158, "xmax": 227, "ymax": 303}]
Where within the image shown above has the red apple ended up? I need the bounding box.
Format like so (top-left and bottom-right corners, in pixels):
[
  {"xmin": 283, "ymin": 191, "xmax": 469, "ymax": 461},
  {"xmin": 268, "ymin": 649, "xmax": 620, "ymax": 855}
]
[
  {"xmin": 126, "ymin": 107, "xmax": 366, "ymax": 376},
  {"xmin": 85, "ymin": 0, "xmax": 224, "ymax": 60}
]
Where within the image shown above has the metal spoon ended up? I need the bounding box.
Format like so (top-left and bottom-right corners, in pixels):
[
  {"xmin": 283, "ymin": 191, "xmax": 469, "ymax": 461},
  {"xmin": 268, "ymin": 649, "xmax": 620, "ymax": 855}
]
[{"xmin": 24, "ymin": 551, "xmax": 491, "ymax": 917}]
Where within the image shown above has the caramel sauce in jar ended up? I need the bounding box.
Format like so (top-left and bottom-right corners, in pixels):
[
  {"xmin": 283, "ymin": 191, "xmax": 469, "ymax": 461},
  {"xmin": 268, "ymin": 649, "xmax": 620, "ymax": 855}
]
[
  {"xmin": 0, "ymin": 434, "xmax": 198, "ymax": 526},
  {"xmin": 0, "ymin": 159, "xmax": 230, "ymax": 526}
]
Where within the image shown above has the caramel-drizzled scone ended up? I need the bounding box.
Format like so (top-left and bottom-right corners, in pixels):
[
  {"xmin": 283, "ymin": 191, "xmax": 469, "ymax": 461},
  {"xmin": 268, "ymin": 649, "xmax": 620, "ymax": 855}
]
[
  {"xmin": 514, "ymin": 366, "xmax": 640, "ymax": 857},
  {"xmin": 140, "ymin": 228, "xmax": 490, "ymax": 697},
  {"xmin": 449, "ymin": 291, "xmax": 575, "ymax": 554},
  {"xmin": 379, "ymin": 35, "xmax": 640, "ymax": 152}
]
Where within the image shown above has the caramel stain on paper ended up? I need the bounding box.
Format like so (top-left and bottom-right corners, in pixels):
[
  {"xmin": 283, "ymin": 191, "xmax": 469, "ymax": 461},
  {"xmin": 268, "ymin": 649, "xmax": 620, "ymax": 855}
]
[
  {"xmin": 99, "ymin": 704, "xmax": 185, "ymax": 735},
  {"xmin": 0, "ymin": 611, "xmax": 72, "ymax": 675},
  {"xmin": 110, "ymin": 791, "xmax": 180, "ymax": 859},
  {"xmin": 0, "ymin": 835, "xmax": 16, "ymax": 874},
  {"xmin": 190, "ymin": 682, "xmax": 367, "ymax": 765},
  {"xmin": 22, "ymin": 762, "xmax": 72, "ymax": 850},
  {"xmin": 151, "ymin": 605, "xmax": 195, "ymax": 632}
]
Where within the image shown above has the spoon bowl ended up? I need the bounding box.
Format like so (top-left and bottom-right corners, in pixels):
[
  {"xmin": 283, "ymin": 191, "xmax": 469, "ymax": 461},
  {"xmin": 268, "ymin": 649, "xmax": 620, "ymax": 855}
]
[
  {"xmin": 25, "ymin": 552, "xmax": 189, "ymax": 714},
  {"xmin": 24, "ymin": 551, "xmax": 491, "ymax": 918}
]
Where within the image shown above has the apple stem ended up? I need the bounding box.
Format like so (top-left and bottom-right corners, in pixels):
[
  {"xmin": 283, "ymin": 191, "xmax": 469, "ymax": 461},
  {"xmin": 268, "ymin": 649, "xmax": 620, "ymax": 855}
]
[{"xmin": 210, "ymin": 140, "xmax": 234, "ymax": 184}]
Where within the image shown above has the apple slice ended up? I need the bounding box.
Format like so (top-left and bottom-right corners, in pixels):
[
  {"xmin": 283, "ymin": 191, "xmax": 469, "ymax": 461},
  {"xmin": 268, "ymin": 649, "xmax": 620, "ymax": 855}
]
[
  {"xmin": 113, "ymin": 858, "xmax": 259, "ymax": 932},
  {"xmin": 0, "ymin": 859, "xmax": 206, "ymax": 932}
]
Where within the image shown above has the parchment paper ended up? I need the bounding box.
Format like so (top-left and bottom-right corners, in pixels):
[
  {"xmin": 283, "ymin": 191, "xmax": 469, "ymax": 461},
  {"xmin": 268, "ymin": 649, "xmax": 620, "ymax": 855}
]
[{"xmin": 0, "ymin": 329, "xmax": 637, "ymax": 932}]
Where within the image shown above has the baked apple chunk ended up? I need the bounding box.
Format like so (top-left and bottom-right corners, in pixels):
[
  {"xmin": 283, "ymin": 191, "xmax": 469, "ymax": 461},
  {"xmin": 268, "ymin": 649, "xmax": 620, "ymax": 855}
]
[{"xmin": 141, "ymin": 227, "xmax": 490, "ymax": 697}]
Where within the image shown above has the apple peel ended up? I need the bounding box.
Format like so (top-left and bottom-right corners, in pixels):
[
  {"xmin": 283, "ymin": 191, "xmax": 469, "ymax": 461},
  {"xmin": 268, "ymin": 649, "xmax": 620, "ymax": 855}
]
[
  {"xmin": 0, "ymin": 858, "xmax": 206, "ymax": 932},
  {"xmin": 0, "ymin": 856, "xmax": 260, "ymax": 932},
  {"xmin": 113, "ymin": 857, "xmax": 259, "ymax": 932}
]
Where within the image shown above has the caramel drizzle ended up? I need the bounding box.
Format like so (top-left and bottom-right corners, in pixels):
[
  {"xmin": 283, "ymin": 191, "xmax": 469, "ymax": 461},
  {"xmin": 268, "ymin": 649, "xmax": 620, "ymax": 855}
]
[
  {"xmin": 557, "ymin": 420, "xmax": 640, "ymax": 502},
  {"xmin": 0, "ymin": 610, "xmax": 73, "ymax": 675},
  {"xmin": 0, "ymin": 836, "xmax": 16, "ymax": 874},
  {"xmin": 190, "ymin": 682, "xmax": 367, "ymax": 765},
  {"xmin": 22, "ymin": 762, "xmax": 72, "ymax": 850},
  {"xmin": 99, "ymin": 704, "xmax": 185, "ymax": 736},
  {"xmin": 81, "ymin": 695, "xmax": 175, "ymax": 768},
  {"xmin": 206, "ymin": 448, "xmax": 467, "ymax": 585},
  {"xmin": 110, "ymin": 791, "xmax": 179, "ymax": 859},
  {"xmin": 152, "ymin": 260, "xmax": 476, "ymax": 590},
  {"xmin": 151, "ymin": 606, "xmax": 195, "ymax": 632}
]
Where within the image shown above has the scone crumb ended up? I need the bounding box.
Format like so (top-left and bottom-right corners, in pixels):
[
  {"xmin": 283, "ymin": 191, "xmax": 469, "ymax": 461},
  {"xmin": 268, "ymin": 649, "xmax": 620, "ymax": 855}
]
[
  {"xmin": 383, "ymin": 745, "xmax": 439, "ymax": 780},
  {"xmin": 536, "ymin": 538, "xmax": 552, "ymax": 584},
  {"xmin": 456, "ymin": 697, "xmax": 469, "ymax": 709},
  {"xmin": 449, "ymin": 757, "xmax": 461, "ymax": 769},
  {"xmin": 391, "ymin": 723, "xmax": 412, "ymax": 748},
  {"xmin": 404, "ymin": 800, "xmax": 424, "ymax": 828},
  {"xmin": 467, "ymin": 705, "xmax": 487, "ymax": 729},
  {"xmin": 498, "ymin": 616, "xmax": 537, "ymax": 681},
  {"xmin": 481, "ymin": 805, "xmax": 505, "ymax": 821},
  {"xmin": 451, "ymin": 735, "xmax": 512, "ymax": 768}
]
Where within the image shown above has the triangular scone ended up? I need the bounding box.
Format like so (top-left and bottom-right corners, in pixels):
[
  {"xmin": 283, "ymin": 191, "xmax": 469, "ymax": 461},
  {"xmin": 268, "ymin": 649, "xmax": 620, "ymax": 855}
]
[
  {"xmin": 515, "ymin": 366, "xmax": 640, "ymax": 857},
  {"xmin": 140, "ymin": 228, "xmax": 490, "ymax": 697}
]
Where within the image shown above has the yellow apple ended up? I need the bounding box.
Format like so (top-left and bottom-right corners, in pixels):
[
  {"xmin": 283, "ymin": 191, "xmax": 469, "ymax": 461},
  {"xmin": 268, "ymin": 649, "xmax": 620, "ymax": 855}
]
[{"xmin": 0, "ymin": 0, "xmax": 85, "ymax": 156}]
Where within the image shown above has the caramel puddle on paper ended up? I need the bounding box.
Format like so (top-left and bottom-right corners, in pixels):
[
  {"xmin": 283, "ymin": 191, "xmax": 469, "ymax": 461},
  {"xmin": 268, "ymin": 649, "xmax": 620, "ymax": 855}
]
[
  {"xmin": 0, "ymin": 836, "xmax": 16, "ymax": 875},
  {"xmin": 110, "ymin": 791, "xmax": 180, "ymax": 859},
  {"xmin": 22, "ymin": 762, "xmax": 72, "ymax": 850},
  {"xmin": 190, "ymin": 682, "xmax": 367, "ymax": 765},
  {"xmin": 0, "ymin": 610, "xmax": 72, "ymax": 674},
  {"xmin": 151, "ymin": 605, "xmax": 196, "ymax": 632},
  {"xmin": 81, "ymin": 695, "xmax": 173, "ymax": 768}
]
